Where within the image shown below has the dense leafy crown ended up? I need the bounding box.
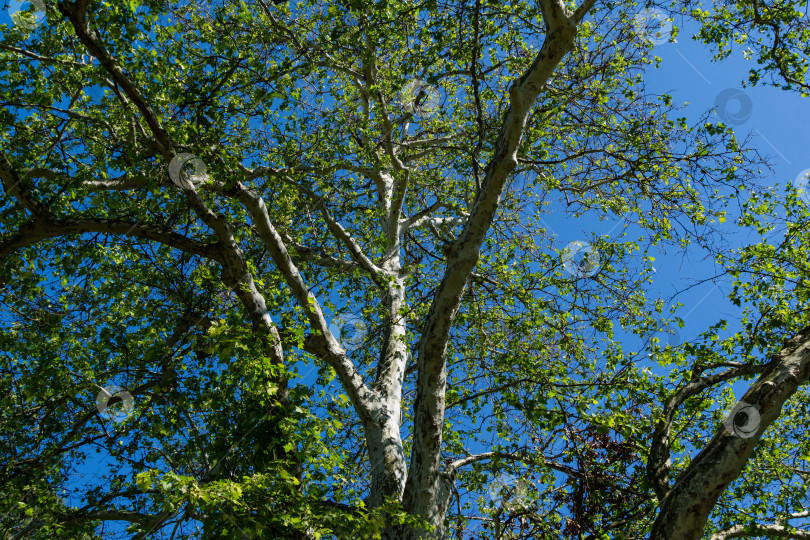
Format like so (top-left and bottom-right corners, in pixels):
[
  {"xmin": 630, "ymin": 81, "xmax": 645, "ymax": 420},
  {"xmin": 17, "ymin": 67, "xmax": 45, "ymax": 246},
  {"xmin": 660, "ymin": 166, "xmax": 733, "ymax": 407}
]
[{"xmin": 1, "ymin": 0, "xmax": 810, "ymax": 538}]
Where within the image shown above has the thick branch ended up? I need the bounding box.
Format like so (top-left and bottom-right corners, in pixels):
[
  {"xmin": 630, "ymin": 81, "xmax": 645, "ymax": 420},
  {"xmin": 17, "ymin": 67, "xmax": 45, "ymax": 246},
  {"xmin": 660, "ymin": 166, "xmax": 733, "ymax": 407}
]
[
  {"xmin": 646, "ymin": 362, "xmax": 767, "ymax": 501},
  {"xmin": 0, "ymin": 217, "xmax": 222, "ymax": 261},
  {"xmin": 232, "ymin": 182, "xmax": 376, "ymax": 421},
  {"xmin": 57, "ymin": 0, "xmax": 290, "ymax": 381},
  {"xmin": 82, "ymin": 174, "xmax": 153, "ymax": 191},
  {"xmin": 444, "ymin": 451, "xmax": 584, "ymax": 480},
  {"xmin": 709, "ymin": 524, "xmax": 810, "ymax": 540},
  {"xmin": 650, "ymin": 325, "xmax": 810, "ymax": 540},
  {"xmin": 0, "ymin": 150, "xmax": 47, "ymax": 215},
  {"xmin": 57, "ymin": 0, "xmax": 171, "ymax": 151},
  {"xmin": 402, "ymin": 0, "xmax": 579, "ymax": 531},
  {"xmin": 245, "ymin": 169, "xmax": 387, "ymax": 286}
]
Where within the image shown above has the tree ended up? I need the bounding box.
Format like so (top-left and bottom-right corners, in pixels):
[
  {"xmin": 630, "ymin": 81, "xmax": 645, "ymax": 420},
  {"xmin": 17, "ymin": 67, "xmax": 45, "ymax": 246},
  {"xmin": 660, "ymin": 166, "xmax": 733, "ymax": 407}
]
[{"xmin": 1, "ymin": 0, "xmax": 809, "ymax": 538}]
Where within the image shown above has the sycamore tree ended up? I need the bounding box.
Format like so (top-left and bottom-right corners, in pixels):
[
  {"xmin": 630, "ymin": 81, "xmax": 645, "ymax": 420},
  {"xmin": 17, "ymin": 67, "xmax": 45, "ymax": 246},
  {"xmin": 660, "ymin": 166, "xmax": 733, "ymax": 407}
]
[{"xmin": 1, "ymin": 0, "xmax": 810, "ymax": 538}]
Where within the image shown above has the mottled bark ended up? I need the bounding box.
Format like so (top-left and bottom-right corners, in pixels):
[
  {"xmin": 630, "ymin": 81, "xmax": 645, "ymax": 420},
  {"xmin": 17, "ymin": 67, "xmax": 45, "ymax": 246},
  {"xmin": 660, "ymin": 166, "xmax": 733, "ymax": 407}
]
[
  {"xmin": 400, "ymin": 1, "xmax": 582, "ymax": 536},
  {"xmin": 650, "ymin": 325, "xmax": 810, "ymax": 540},
  {"xmin": 4, "ymin": 1, "xmax": 609, "ymax": 537}
]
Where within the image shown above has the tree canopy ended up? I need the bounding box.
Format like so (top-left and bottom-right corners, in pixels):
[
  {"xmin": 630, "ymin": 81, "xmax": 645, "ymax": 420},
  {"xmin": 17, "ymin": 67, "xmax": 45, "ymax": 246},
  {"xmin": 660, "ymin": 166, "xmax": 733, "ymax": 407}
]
[{"xmin": 1, "ymin": 0, "xmax": 810, "ymax": 538}]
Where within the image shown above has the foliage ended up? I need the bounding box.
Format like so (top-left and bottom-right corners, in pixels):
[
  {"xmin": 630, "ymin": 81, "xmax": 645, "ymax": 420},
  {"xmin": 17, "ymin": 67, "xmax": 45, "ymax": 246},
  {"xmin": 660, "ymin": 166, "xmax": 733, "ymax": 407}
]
[{"xmin": 0, "ymin": 0, "xmax": 809, "ymax": 538}]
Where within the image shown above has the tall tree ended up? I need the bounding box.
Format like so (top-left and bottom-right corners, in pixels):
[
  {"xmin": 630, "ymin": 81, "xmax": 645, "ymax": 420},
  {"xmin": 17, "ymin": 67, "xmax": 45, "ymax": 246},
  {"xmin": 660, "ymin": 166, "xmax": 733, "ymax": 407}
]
[{"xmin": 1, "ymin": 0, "xmax": 809, "ymax": 538}]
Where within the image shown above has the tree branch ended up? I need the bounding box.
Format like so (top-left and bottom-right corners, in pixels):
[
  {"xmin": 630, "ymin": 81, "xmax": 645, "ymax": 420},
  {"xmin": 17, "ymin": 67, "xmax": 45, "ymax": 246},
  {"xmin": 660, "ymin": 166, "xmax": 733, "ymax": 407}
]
[
  {"xmin": 232, "ymin": 181, "xmax": 376, "ymax": 421},
  {"xmin": 402, "ymin": 0, "xmax": 581, "ymax": 530},
  {"xmin": 709, "ymin": 524, "xmax": 810, "ymax": 540},
  {"xmin": 650, "ymin": 325, "xmax": 810, "ymax": 540},
  {"xmin": 0, "ymin": 217, "xmax": 222, "ymax": 261},
  {"xmin": 444, "ymin": 451, "xmax": 584, "ymax": 479},
  {"xmin": 646, "ymin": 362, "xmax": 768, "ymax": 501}
]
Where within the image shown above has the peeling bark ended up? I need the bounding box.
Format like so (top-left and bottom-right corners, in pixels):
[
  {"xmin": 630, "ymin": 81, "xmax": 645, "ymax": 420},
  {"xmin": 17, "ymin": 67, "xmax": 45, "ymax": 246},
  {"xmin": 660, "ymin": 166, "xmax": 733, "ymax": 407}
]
[
  {"xmin": 650, "ymin": 325, "xmax": 810, "ymax": 540},
  {"xmin": 401, "ymin": 2, "xmax": 580, "ymax": 536}
]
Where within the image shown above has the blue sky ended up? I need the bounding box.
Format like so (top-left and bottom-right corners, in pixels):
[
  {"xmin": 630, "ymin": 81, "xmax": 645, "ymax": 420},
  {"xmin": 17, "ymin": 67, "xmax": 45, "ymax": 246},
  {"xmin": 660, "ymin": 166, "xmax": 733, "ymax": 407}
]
[
  {"xmin": 543, "ymin": 10, "xmax": 810, "ymax": 394},
  {"xmin": 633, "ymin": 12, "xmax": 807, "ymax": 389}
]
